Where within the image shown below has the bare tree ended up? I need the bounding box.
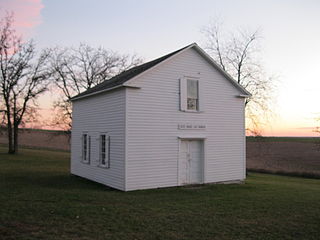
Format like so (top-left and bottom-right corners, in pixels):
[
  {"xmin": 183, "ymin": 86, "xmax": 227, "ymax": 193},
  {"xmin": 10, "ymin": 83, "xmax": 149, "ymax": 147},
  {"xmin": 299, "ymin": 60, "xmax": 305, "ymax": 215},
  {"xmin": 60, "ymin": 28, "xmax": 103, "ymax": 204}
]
[
  {"xmin": 202, "ymin": 21, "xmax": 275, "ymax": 135},
  {"xmin": 49, "ymin": 43, "xmax": 142, "ymax": 130},
  {"xmin": 0, "ymin": 13, "xmax": 50, "ymax": 154}
]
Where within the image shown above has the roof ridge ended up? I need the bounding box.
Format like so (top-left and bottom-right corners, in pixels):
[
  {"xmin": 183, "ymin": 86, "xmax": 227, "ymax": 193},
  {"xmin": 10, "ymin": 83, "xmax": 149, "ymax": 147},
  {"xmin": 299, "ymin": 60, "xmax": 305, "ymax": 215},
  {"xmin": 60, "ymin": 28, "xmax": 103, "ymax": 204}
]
[{"xmin": 71, "ymin": 42, "xmax": 250, "ymax": 101}]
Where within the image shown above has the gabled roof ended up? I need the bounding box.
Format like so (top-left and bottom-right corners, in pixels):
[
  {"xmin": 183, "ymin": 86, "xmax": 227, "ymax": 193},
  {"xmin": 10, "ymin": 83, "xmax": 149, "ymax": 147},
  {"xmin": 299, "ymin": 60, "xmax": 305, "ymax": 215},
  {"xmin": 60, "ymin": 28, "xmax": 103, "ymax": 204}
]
[{"xmin": 71, "ymin": 43, "xmax": 251, "ymax": 101}]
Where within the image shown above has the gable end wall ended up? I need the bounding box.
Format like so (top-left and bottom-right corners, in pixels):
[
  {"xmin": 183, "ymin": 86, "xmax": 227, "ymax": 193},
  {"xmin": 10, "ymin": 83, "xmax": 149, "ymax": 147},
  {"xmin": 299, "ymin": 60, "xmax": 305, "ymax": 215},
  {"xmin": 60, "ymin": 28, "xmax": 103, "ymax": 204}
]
[{"xmin": 125, "ymin": 48, "xmax": 246, "ymax": 191}]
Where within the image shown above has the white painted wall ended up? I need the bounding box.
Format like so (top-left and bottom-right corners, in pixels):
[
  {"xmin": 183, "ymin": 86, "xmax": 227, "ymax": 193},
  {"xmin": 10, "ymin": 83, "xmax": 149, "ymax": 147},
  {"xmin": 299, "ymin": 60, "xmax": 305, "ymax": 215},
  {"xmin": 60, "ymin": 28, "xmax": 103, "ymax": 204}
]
[
  {"xmin": 71, "ymin": 88, "xmax": 126, "ymax": 191},
  {"xmin": 125, "ymin": 48, "xmax": 246, "ymax": 191},
  {"xmin": 71, "ymin": 47, "xmax": 246, "ymax": 191}
]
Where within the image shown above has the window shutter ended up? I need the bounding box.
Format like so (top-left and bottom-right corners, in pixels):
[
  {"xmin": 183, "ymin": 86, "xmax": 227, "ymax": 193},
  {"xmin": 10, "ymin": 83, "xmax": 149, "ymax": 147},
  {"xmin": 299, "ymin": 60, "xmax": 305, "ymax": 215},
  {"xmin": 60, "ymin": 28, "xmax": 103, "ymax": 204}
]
[
  {"xmin": 80, "ymin": 135, "xmax": 83, "ymax": 159},
  {"xmin": 198, "ymin": 80, "xmax": 204, "ymax": 112},
  {"xmin": 96, "ymin": 134, "xmax": 101, "ymax": 166},
  {"xmin": 106, "ymin": 135, "xmax": 110, "ymax": 168},
  {"xmin": 180, "ymin": 78, "xmax": 187, "ymax": 111},
  {"xmin": 88, "ymin": 136, "xmax": 91, "ymax": 163}
]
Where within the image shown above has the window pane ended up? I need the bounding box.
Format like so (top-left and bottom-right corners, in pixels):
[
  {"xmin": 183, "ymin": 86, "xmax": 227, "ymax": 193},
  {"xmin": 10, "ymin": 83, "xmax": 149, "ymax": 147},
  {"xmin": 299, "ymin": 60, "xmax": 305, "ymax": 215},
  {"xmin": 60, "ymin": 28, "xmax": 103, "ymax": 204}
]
[
  {"xmin": 88, "ymin": 136, "xmax": 91, "ymax": 162},
  {"xmin": 101, "ymin": 153, "xmax": 106, "ymax": 165},
  {"xmin": 187, "ymin": 80, "xmax": 198, "ymax": 99},
  {"xmin": 83, "ymin": 134, "xmax": 87, "ymax": 147},
  {"xmin": 83, "ymin": 134, "xmax": 87, "ymax": 160},
  {"xmin": 100, "ymin": 134, "xmax": 106, "ymax": 166},
  {"xmin": 187, "ymin": 98, "xmax": 198, "ymax": 110}
]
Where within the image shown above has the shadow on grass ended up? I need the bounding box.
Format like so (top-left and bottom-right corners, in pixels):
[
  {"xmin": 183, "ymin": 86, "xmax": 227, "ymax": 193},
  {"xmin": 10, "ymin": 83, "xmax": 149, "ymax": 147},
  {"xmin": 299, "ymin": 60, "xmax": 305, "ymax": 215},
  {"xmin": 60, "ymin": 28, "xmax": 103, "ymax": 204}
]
[{"xmin": 4, "ymin": 172, "xmax": 118, "ymax": 192}]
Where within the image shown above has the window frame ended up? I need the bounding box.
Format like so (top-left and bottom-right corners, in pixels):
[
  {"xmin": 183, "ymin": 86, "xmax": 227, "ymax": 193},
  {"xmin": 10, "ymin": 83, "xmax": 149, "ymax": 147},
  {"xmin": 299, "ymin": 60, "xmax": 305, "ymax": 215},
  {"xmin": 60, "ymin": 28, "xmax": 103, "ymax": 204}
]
[
  {"xmin": 81, "ymin": 133, "xmax": 90, "ymax": 164},
  {"xmin": 180, "ymin": 77, "xmax": 201, "ymax": 113},
  {"xmin": 186, "ymin": 79, "xmax": 199, "ymax": 111},
  {"xmin": 99, "ymin": 133, "xmax": 110, "ymax": 168}
]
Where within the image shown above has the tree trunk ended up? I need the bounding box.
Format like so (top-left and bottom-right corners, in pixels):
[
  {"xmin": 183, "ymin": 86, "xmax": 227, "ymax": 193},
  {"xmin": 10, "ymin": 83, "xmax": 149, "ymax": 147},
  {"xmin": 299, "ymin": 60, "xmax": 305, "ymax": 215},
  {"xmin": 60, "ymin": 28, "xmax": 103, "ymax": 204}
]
[
  {"xmin": 13, "ymin": 124, "xmax": 19, "ymax": 154},
  {"xmin": 7, "ymin": 122, "xmax": 14, "ymax": 154}
]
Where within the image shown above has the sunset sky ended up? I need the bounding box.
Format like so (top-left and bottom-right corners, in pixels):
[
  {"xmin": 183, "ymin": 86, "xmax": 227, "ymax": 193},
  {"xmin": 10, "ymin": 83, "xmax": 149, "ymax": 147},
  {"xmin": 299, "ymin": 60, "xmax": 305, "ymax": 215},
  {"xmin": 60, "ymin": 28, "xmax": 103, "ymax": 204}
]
[{"xmin": 2, "ymin": 0, "xmax": 320, "ymax": 136}]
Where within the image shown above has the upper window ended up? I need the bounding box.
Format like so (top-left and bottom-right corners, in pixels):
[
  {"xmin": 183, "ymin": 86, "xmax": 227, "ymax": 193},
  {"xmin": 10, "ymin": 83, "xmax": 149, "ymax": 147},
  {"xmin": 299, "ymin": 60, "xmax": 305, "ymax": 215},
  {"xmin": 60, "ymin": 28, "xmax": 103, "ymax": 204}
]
[
  {"xmin": 180, "ymin": 78, "xmax": 200, "ymax": 112},
  {"xmin": 82, "ymin": 133, "xmax": 90, "ymax": 163},
  {"xmin": 99, "ymin": 134, "xmax": 110, "ymax": 168},
  {"xmin": 187, "ymin": 79, "xmax": 199, "ymax": 111}
]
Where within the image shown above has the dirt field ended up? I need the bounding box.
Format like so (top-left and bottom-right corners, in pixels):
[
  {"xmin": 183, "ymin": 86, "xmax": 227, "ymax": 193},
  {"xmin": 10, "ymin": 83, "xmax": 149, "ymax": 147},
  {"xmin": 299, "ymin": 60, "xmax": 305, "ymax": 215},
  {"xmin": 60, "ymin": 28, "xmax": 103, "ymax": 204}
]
[
  {"xmin": 0, "ymin": 129, "xmax": 70, "ymax": 151},
  {"xmin": 247, "ymin": 140, "xmax": 320, "ymax": 177}
]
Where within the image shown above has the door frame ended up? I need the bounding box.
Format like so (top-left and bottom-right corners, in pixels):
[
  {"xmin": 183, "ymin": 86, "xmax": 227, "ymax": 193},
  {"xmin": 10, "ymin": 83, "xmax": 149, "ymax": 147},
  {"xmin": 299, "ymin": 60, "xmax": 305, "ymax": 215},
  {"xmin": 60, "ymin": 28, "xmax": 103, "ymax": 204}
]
[{"xmin": 177, "ymin": 137, "xmax": 206, "ymax": 186}]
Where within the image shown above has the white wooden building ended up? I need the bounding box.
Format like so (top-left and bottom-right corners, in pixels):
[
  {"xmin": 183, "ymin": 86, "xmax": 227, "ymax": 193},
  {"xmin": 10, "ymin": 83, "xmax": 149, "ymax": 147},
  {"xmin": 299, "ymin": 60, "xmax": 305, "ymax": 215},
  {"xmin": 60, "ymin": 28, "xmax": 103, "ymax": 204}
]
[{"xmin": 70, "ymin": 43, "xmax": 251, "ymax": 191}]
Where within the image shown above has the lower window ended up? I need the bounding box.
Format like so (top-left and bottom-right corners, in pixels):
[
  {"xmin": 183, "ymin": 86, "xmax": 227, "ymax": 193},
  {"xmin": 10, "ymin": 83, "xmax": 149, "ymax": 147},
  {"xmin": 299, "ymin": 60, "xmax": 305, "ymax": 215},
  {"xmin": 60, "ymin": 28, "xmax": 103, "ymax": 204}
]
[
  {"xmin": 99, "ymin": 134, "xmax": 110, "ymax": 168},
  {"xmin": 82, "ymin": 133, "xmax": 90, "ymax": 163}
]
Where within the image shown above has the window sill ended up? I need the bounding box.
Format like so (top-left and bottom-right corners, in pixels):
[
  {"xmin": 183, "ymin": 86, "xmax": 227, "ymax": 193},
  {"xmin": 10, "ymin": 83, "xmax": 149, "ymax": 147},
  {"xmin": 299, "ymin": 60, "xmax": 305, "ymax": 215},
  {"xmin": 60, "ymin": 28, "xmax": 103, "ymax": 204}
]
[
  {"xmin": 180, "ymin": 110, "xmax": 204, "ymax": 113},
  {"xmin": 98, "ymin": 164, "xmax": 110, "ymax": 169},
  {"xmin": 81, "ymin": 160, "xmax": 90, "ymax": 165}
]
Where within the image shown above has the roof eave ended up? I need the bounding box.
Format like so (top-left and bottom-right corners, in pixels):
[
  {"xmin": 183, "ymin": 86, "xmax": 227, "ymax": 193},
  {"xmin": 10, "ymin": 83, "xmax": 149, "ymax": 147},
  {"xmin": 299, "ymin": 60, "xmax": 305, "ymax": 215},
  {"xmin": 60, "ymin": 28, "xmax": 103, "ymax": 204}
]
[
  {"xmin": 71, "ymin": 42, "xmax": 251, "ymax": 101},
  {"xmin": 191, "ymin": 44, "xmax": 252, "ymax": 96},
  {"xmin": 124, "ymin": 43, "xmax": 197, "ymax": 87},
  {"xmin": 71, "ymin": 85, "xmax": 140, "ymax": 102},
  {"xmin": 238, "ymin": 94, "xmax": 251, "ymax": 98}
]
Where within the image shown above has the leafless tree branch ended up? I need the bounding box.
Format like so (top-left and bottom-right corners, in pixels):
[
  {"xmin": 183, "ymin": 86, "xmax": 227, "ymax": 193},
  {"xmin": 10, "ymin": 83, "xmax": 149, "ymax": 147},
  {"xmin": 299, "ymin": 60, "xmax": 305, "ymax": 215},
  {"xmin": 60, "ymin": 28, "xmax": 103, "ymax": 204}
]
[
  {"xmin": 202, "ymin": 20, "xmax": 275, "ymax": 135},
  {"xmin": 48, "ymin": 43, "xmax": 143, "ymax": 130}
]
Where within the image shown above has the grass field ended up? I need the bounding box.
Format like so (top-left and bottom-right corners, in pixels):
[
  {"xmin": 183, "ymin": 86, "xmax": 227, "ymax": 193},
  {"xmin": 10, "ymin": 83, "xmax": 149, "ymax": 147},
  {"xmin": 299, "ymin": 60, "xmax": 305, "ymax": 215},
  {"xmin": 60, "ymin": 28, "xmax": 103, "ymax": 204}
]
[{"xmin": 1, "ymin": 146, "xmax": 320, "ymax": 240}]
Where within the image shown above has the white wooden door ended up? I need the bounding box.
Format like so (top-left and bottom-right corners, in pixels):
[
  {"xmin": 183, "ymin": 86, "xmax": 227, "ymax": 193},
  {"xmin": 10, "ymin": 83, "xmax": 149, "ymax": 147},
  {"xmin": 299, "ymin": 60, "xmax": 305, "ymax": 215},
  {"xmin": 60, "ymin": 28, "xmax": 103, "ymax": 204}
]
[{"xmin": 179, "ymin": 140, "xmax": 203, "ymax": 185}]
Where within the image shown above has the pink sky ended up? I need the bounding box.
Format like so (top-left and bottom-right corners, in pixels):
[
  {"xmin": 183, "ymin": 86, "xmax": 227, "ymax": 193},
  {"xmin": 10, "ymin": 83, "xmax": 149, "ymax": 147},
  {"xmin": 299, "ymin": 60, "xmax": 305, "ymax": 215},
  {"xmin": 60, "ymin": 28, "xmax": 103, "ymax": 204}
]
[
  {"xmin": 2, "ymin": 0, "xmax": 320, "ymax": 137},
  {"xmin": 1, "ymin": 0, "xmax": 43, "ymax": 36}
]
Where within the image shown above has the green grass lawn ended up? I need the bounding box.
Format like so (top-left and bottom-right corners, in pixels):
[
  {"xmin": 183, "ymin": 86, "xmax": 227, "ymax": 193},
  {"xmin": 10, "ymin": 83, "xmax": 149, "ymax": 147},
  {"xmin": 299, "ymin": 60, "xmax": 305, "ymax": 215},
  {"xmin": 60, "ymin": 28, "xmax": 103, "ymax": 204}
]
[{"xmin": 1, "ymin": 146, "xmax": 320, "ymax": 240}]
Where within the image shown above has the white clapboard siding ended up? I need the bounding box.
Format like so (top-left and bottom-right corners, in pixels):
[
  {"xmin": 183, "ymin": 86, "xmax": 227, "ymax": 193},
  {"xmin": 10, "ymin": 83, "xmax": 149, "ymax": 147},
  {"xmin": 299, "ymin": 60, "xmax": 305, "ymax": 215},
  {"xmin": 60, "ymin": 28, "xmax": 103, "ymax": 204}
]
[
  {"xmin": 125, "ymin": 48, "xmax": 245, "ymax": 191},
  {"xmin": 71, "ymin": 88, "xmax": 126, "ymax": 191}
]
